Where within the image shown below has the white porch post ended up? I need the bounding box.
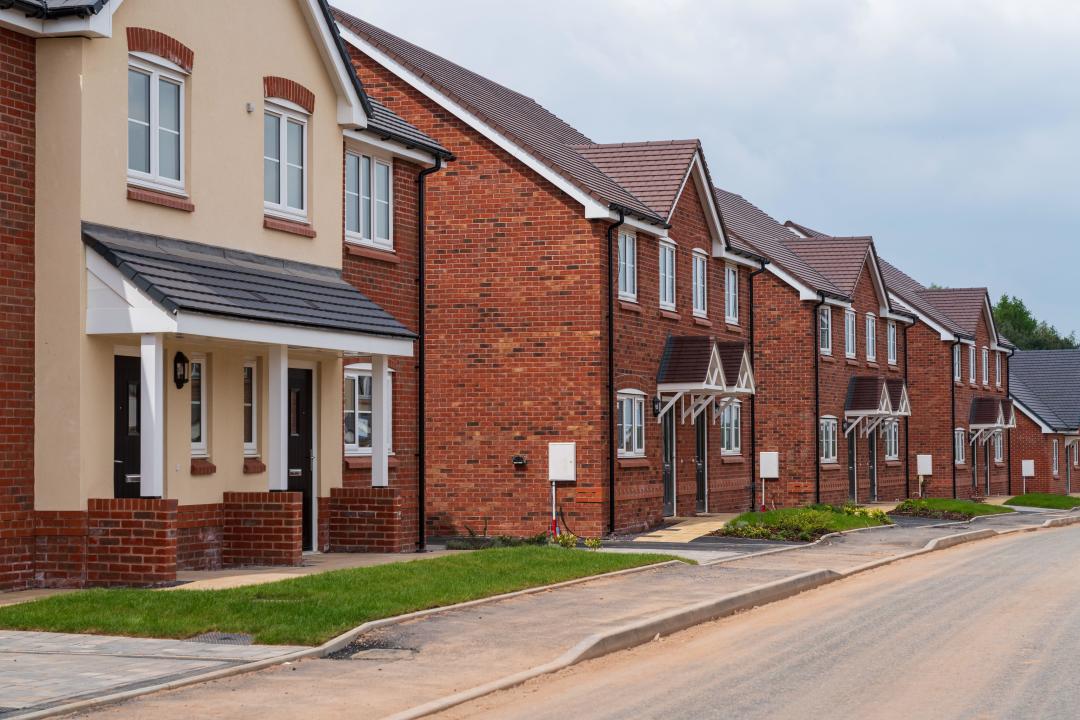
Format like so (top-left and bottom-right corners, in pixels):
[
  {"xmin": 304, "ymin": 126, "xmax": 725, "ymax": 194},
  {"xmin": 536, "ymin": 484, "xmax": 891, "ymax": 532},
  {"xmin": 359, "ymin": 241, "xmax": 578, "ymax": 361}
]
[
  {"xmin": 371, "ymin": 354, "xmax": 389, "ymax": 487},
  {"xmin": 140, "ymin": 333, "xmax": 165, "ymax": 498},
  {"xmin": 268, "ymin": 344, "xmax": 289, "ymax": 491}
]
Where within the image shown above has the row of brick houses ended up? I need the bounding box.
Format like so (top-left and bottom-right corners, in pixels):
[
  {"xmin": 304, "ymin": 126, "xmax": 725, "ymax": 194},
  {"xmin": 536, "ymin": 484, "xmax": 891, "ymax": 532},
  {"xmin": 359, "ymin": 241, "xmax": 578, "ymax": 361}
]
[{"xmin": 0, "ymin": 1, "xmax": 1071, "ymax": 590}]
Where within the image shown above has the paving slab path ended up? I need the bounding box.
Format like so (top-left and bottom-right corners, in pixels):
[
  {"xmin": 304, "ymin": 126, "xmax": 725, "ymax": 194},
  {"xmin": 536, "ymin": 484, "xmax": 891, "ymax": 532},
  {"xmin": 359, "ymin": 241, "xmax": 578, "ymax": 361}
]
[{"xmin": 29, "ymin": 508, "xmax": 1070, "ymax": 720}]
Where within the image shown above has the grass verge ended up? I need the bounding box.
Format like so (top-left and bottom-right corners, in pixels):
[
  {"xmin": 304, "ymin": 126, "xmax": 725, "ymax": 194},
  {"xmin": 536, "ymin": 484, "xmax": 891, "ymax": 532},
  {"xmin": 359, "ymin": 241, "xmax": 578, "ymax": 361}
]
[
  {"xmin": 890, "ymin": 497, "xmax": 1014, "ymax": 520},
  {"xmin": 1004, "ymin": 493, "xmax": 1080, "ymax": 510},
  {"xmin": 0, "ymin": 547, "xmax": 674, "ymax": 646},
  {"xmin": 714, "ymin": 504, "xmax": 892, "ymax": 542}
]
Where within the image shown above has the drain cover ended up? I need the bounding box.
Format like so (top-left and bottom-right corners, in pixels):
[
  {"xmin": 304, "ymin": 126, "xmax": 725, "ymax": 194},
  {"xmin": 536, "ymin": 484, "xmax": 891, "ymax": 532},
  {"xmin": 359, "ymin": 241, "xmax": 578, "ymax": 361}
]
[{"xmin": 187, "ymin": 632, "xmax": 255, "ymax": 645}]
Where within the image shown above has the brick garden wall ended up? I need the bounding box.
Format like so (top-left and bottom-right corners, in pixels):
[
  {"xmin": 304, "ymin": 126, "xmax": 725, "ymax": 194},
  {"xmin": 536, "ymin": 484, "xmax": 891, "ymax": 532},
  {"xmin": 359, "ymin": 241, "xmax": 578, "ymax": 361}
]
[
  {"xmin": 0, "ymin": 27, "xmax": 36, "ymax": 591},
  {"xmin": 177, "ymin": 504, "xmax": 223, "ymax": 571},
  {"xmin": 328, "ymin": 486, "xmax": 411, "ymax": 552},
  {"xmin": 222, "ymin": 492, "xmax": 302, "ymax": 567},
  {"xmin": 86, "ymin": 499, "xmax": 178, "ymax": 587}
]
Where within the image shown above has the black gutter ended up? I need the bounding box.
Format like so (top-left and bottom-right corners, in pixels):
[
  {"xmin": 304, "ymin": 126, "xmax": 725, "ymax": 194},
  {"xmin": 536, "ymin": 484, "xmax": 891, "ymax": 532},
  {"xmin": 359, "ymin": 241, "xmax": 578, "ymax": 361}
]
[
  {"xmin": 951, "ymin": 340, "xmax": 959, "ymax": 499},
  {"xmin": 813, "ymin": 294, "xmax": 826, "ymax": 505},
  {"xmin": 903, "ymin": 321, "xmax": 911, "ymax": 498},
  {"xmin": 747, "ymin": 259, "xmax": 767, "ymax": 511},
  {"xmin": 1006, "ymin": 345, "xmax": 1015, "ymax": 495},
  {"xmin": 606, "ymin": 209, "xmax": 626, "ymax": 534},
  {"xmin": 415, "ymin": 155, "xmax": 444, "ymax": 551}
]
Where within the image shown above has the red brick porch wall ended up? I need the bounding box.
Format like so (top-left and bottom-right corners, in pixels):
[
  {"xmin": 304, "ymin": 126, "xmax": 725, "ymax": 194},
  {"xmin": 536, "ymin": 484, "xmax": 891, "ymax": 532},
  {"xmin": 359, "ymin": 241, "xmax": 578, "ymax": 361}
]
[
  {"xmin": 328, "ymin": 486, "xmax": 411, "ymax": 553},
  {"xmin": 86, "ymin": 498, "xmax": 178, "ymax": 587},
  {"xmin": 177, "ymin": 504, "xmax": 224, "ymax": 571},
  {"xmin": 222, "ymin": 492, "xmax": 302, "ymax": 566}
]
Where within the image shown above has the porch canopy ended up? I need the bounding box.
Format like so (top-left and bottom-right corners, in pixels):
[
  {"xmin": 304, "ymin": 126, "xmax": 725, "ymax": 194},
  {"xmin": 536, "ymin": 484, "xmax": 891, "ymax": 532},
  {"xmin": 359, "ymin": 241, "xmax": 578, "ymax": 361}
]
[
  {"xmin": 968, "ymin": 397, "xmax": 1017, "ymax": 445},
  {"xmin": 844, "ymin": 376, "xmax": 911, "ymax": 437},
  {"xmin": 655, "ymin": 335, "xmax": 755, "ymax": 424},
  {"xmin": 82, "ymin": 221, "xmax": 414, "ymax": 496}
]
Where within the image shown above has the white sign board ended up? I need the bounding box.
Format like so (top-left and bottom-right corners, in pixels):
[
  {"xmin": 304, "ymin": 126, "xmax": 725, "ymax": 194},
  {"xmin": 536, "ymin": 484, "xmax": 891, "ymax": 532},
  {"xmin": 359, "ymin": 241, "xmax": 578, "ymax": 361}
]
[
  {"xmin": 917, "ymin": 454, "xmax": 933, "ymax": 476},
  {"xmin": 759, "ymin": 451, "xmax": 779, "ymax": 479},
  {"xmin": 1022, "ymin": 459, "xmax": 1035, "ymax": 477},
  {"xmin": 548, "ymin": 442, "xmax": 576, "ymax": 482}
]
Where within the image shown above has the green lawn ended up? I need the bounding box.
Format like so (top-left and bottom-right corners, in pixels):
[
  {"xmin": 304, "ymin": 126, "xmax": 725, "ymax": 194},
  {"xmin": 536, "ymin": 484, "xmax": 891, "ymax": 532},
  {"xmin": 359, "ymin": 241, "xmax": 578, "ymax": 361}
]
[
  {"xmin": 891, "ymin": 498, "xmax": 1014, "ymax": 520},
  {"xmin": 716, "ymin": 504, "xmax": 892, "ymax": 542},
  {"xmin": 1005, "ymin": 493, "xmax": 1080, "ymax": 510},
  {"xmin": 0, "ymin": 547, "xmax": 673, "ymax": 646}
]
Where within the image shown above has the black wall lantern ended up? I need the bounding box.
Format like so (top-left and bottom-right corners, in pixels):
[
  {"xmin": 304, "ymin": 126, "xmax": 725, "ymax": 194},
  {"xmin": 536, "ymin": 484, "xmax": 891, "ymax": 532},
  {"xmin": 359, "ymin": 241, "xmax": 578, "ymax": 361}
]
[
  {"xmin": 652, "ymin": 396, "xmax": 662, "ymax": 417},
  {"xmin": 173, "ymin": 351, "xmax": 191, "ymax": 389}
]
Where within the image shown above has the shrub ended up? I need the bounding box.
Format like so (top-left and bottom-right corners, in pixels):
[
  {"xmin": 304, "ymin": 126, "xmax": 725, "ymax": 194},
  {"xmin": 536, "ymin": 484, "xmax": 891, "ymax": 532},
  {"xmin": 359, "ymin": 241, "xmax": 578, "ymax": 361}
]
[
  {"xmin": 556, "ymin": 532, "xmax": 578, "ymax": 549},
  {"xmin": 584, "ymin": 537, "xmax": 603, "ymax": 550}
]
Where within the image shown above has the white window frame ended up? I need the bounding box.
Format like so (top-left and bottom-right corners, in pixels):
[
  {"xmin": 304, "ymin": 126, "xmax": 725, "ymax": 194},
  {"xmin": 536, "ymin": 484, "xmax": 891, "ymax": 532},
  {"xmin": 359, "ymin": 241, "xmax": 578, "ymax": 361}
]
[
  {"xmin": 720, "ymin": 402, "xmax": 741, "ymax": 455},
  {"xmin": 1074, "ymin": 442, "xmax": 1078, "ymax": 468},
  {"xmin": 953, "ymin": 344, "xmax": 961, "ymax": 382},
  {"xmin": 345, "ymin": 150, "xmax": 394, "ymax": 250},
  {"xmin": 659, "ymin": 241, "xmax": 676, "ymax": 311},
  {"xmin": 1053, "ymin": 439, "xmax": 1060, "ymax": 475},
  {"xmin": 981, "ymin": 347, "xmax": 989, "ymax": 385},
  {"xmin": 866, "ymin": 314, "xmax": 877, "ymax": 362},
  {"xmin": 725, "ymin": 264, "xmax": 739, "ymax": 324},
  {"xmin": 617, "ymin": 231, "xmax": 637, "ymax": 301},
  {"xmin": 845, "ymin": 309, "xmax": 857, "ymax": 359},
  {"xmin": 344, "ymin": 365, "xmax": 394, "ymax": 456},
  {"xmin": 264, "ymin": 99, "xmax": 309, "ymax": 222},
  {"xmin": 617, "ymin": 390, "xmax": 646, "ymax": 457},
  {"xmin": 692, "ymin": 251, "xmax": 708, "ymax": 318},
  {"xmin": 995, "ymin": 351, "xmax": 1002, "ymax": 387},
  {"xmin": 954, "ymin": 428, "xmax": 966, "ymax": 465},
  {"xmin": 820, "ymin": 417, "xmax": 838, "ymax": 463},
  {"xmin": 969, "ymin": 345, "xmax": 976, "ymax": 383},
  {"xmin": 190, "ymin": 354, "xmax": 208, "ymax": 458},
  {"xmin": 883, "ymin": 420, "xmax": 899, "ymax": 461},
  {"xmin": 127, "ymin": 55, "xmax": 186, "ymax": 194},
  {"xmin": 819, "ymin": 306, "xmax": 832, "ymax": 355},
  {"xmin": 242, "ymin": 360, "xmax": 258, "ymax": 457},
  {"xmin": 887, "ymin": 321, "xmax": 897, "ymax": 365},
  {"xmin": 993, "ymin": 431, "xmax": 1003, "ymax": 463}
]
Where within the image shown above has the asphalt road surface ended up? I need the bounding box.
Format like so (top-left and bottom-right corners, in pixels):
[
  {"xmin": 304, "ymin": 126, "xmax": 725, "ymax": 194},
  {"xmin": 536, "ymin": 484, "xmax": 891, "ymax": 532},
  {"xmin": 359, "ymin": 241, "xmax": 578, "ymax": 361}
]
[{"xmin": 438, "ymin": 527, "xmax": 1080, "ymax": 720}]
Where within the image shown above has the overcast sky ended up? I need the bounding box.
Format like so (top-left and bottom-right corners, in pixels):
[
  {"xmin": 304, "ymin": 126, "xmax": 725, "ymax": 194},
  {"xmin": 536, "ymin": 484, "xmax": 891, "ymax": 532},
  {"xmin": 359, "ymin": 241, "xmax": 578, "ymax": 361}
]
[{"xmin": 337, "ymin": 0, "xmax": 1080, "ymax": 334}]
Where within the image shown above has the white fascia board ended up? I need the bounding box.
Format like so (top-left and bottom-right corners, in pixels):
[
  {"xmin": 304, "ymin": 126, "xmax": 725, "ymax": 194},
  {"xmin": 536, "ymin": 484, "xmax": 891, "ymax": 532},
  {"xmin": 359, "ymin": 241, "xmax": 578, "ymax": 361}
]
[
  {"xmin": 764, "ymin": 262, "xmax": 820, "ymax": 301},
  {"xmin": 344, "ymin": 129, "xmax": 436, "ymax": 166},
  {"xmin": 339, "ymin": 25, "xmax": 613, "ymax": 221},
  {"xmin": 958, "ymin": 338, "xmax": 976, "ymax": 346},
  {"xmin": 301, "ymin": 0, "xmax": 368, "ymax": 129},
  {"xmin": 1012, "ymin": 398, "xmax": 1055, "ymax": 434},
  {"xmin": 865, "ymin": 245, "xmax": 893, "ymax": 316},
  {"xmin": 177, "ymin": 313, "xmax": 414, "ymax": 357},
  {"xmin": 622, "ymin": 216, "xmax": 669, "ymax": 238},
  {"xmin": 982, "ymin": 293, "xmax": 999, "ymax": 342},
  {"xmin": 0, "ymin": 0, "xmax": 120, "ymax": 38},
  {"xmin": 717, "ymin": 250, "xmax": 762, "ymax": 269},
  {"xmin": 889, "ymin": 290, "xmax": 957, "ymax": 341}
]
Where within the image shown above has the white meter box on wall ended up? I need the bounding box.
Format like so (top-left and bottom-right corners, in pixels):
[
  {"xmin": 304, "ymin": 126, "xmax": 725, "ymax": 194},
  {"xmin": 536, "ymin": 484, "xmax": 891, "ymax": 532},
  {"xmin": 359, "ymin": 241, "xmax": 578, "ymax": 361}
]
[{"xmin": 548, "ymin": 442, "xmax": 576, "ymax": 482}]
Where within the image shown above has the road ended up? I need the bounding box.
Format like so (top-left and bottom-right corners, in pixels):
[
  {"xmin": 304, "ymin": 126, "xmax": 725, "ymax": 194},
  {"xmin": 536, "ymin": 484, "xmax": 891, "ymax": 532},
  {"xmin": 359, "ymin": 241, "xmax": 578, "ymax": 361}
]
[{"xmin": 436, "ymin": 527, "xmax": 1080, "ymax": 720}]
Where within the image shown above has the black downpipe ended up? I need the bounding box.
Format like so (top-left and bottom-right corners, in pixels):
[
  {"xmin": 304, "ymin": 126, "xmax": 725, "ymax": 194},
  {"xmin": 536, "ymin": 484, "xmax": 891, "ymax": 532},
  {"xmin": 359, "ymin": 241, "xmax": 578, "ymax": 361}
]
[
  {"xmin": 1006, "ymin": 346, "xmax": 1015, "ymax": 495},
  {"xmin": 813, "ymin": 294, "xmax": 826, "ymax": 505},
  {"xmin": 748, "ymin": 260, "xmax": 766, "ymax": 511},
  {"xmin": 416, "ymin": 156, "xmax": 443, "ymax": 551},
  {"xmin": 903, "ymin": 322, "xmax": 911, "ymax": 498},
  {"xmin": 951, "ymin": 341, "xmax": 959, "ymax": 499},
  {"xmin": 606, "ymin": 210, "xmax": 626, "ymax": 534}
]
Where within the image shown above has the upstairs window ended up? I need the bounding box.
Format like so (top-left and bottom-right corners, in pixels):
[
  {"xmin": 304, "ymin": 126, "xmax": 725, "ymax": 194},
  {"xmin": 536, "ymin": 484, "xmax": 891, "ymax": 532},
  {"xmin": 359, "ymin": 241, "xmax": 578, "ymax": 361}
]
[
  {"xmin": 128, "ymin": 58, "xmax": 185, "ymax": 192},
  {"xmin": 725, "ymin": 265, "xmax": 739, "ymax": 324},
  {"xmin": 692, "ymin": 252, "xmax": 708, "ymax": 317},
  {"xmin": 819, "ymin": 307, "xmax": 832, "ymax": 355},
  {"xmin": 346, "ymin": 152, "xmax": 393, "ymax": 249},
  {"xmin": 617, "ymin": 232, "xmax": 637, "ymax": 301},
  {"xmin": 981, "ymin": 347, "xmax": 989, "ymax": 385},
  {"xmin": 887, "ymin": 321, "xmax": 897, "ymax": 365},
  {"xmin": 617, "ymin": 391, "xmax": 645, "ymax": 457},
  {"xmin": 995, "ymin": 351, "xmax": 1002, "ymax": 387},
  {"xmin": 953, "ymin": 344, "xmax": 961, "ymax": 382},
  {"xmin": 845, "ymin": 309, "xmax": 856, "ymax": 358},
  {"xmin": 968, "ymin": 345, "xmax": 976, "ymax": 383},
  {"xmin": 954, "ymin": 428, "xmax": 966, "ymax": 465},
  {"xmin": 866, "ymin": 314, "xmax": 876, "ymax": 362},
  {"xmin": 659, "ymin": 242, "xmax": 676, "ymax": 310},
  {"xmin": 264, "ymin": 101, "xmax": 307, "ymax": 220}
]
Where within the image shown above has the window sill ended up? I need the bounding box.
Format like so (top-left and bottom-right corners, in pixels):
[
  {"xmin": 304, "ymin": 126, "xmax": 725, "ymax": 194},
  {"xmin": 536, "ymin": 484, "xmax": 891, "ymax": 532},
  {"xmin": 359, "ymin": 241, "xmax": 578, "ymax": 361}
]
[
  {"xmin": 693, "ymin": 316, "xmax": 712, "ymax": 327},
  {"xmin": 242, "ymin": 457, "xmax": 266, "ymax": 475},
  {"xmin": 725, "ymin": 323, "xmax": 743, "ymax": 334},
  {"xmin": 617, "ymin": 457, "xmax": 650, "ymax": 469},
  {"xmin": 866, "ymin": 361, "xmax": 879, "ymax": 368},
  {"xmin": 659, "ymin": 309, "xmax": 681, "ymax": 321},
  {"xmin": 885, "ymin": 460, "xmax": 902, "ymax": 467},
  {"xmin": 995, "ymin": 462, "xmax": 1006, "ymax": 467},
  {"xmin": 190, "ymin": 458, "xmax": 217, "ymax": 476},
  {"xmin": 720, "ymin": 455, "xmax": 744, "ymax": 464},
  {"xmin": 264, "ymin": 215, "xmax": 316, "ymax": 238},
  {"xmin": 820, "ymin": 462, "xmax": 842, "ymax": 471},
  {"xmin": 955, "ymin": 462, "xmax": 967, "ymax": 468},
  {"xmin": 346, "ymin": 242, "xmax": 400, "ymax": 264},
  {"xmin": 128, "ymin": 185, "xmax": 194, "ymax": 212},
  {"xmin": 887, "ymin": 364, "xmax": 901, "ymax": 373},
  {"xmin": 343, "ymin": 455, "xmax": 401, "ymax": 471},
  {"xmin": 619, "ymin": 300, "xmax": 642, "ymax": 313},
  {"xmin": 820, "ymin": 354, "xmax": 835, "ymax": 363},
  {"xmin": 845, "ymin": 359, "xmax": 861, "ymax": 367}
]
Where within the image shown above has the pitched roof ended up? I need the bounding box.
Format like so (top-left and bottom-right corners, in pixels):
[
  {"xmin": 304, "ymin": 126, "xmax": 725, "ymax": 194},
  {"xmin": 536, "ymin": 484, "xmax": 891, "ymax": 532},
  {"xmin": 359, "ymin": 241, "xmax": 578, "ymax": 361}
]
[
  {"xmin": 785, "ymin": 236, "xmax": 873, "ymax": 298},
  {"xmin": 366, "ymin": 97, "xmax": 451, "ymax": 158},
  {"xmin": 333, "ymin": 8, "xmax": 662, "ymax": 223},
  {"xmin": 969, "ymin": 397, "xmax": 1005, "ymax": 427},
  {"xmin": 878, "ymin": 258, "xmax": 967, "ymax": 337},
  {"xmin": 83, "ymin": 222, "xmax": 414, "ymax": 340},
  {"xmin": 884, "ymin": 378, "xmax": 908, "ymax": 410},
  {"xmin": 573, "ymin": 141, "xmax": 700, "ymax": 220},
  {"xmin": 1010, "ymin": 350, "xmax": 1080, "ymax": 431},
  {"xmin": 845, "ymin": 376, "xmax": 889, "ymax": 413},
  {"xmin": 783, "ymin": 220, "xmax": 829, "ymax": 238},
  {"xmin": 917, "ymin": 288, "xmax": 992, "ymax": 338},
  {"xmin": 657, "ymin": 335, "xmax": 715, "ymax": 385}
]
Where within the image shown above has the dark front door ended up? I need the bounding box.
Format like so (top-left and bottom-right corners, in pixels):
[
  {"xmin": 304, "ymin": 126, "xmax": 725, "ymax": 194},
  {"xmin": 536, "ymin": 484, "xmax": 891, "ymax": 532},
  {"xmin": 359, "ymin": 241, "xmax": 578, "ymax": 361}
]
[
  {"xmin": 847, "ymin": 430, "xmax": 857, "ymax": 502},
  {"xmin": 985, "ymin": 442, "xmax": 992, "ymax": 496},
  {"xmin": 695, "ymin": 416, "xmax": 707, "ymax": 513},
  {"xmin": 287, "ymin": 368, "xmax": 314, "ymax": 551},
  {"xmin": 662, "ymin": 411, "xmax": 675, "ymax": 517},
  {"xmin": 113, "ymin": 356, "xmax": 142, "ymax": 499},
  {"xmin": 867, "ymin": 431, "xmax": 878, "ymax": 502},
  {"xmin": 1068, "ymin": 447, "xmax": 1073, "ymax": 495},
  {"xmin": 971, "ymin": 438, "xmax": 978, "ymax": 493}
]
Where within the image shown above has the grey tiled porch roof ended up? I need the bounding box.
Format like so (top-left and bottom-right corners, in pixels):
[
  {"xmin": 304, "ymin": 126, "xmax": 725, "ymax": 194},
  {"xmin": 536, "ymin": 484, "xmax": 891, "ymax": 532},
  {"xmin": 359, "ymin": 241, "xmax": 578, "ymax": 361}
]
[{"xmin": 82, "ymin": 222, "xmax": 415, "ymax": 340}]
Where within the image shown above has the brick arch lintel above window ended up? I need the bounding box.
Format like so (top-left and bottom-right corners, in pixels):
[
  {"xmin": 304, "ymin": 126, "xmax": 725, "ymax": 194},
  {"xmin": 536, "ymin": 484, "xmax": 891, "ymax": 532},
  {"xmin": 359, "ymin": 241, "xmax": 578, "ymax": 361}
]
[
  {"xmin": 264, "ymin": 76, "xmax": 315, "ymax": 114},
  {"xmin": 127, "ymin": 27, "xmax": 194, "ymax": 73}
]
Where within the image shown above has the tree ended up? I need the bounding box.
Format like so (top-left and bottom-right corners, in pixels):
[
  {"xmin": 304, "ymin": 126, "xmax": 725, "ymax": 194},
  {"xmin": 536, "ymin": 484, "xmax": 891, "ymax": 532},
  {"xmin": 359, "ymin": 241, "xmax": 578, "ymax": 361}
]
[{"xmin": 993, "ymin": 294, "xmax": 1078, "ymax": 350}]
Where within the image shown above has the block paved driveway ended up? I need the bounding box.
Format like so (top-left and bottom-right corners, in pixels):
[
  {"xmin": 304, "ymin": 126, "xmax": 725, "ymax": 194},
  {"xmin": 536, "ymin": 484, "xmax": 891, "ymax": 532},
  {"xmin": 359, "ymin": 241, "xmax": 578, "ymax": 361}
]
[{"xmin": 0, "ymin": 632, "xmax": 305, "ymax": 717}]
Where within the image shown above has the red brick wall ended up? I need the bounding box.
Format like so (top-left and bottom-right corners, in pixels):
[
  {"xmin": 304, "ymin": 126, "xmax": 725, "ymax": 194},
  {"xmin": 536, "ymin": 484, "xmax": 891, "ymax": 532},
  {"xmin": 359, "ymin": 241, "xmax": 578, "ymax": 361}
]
[
  {"xmin": 177, "ymin": 504, "xmax": 223, "ymax": 572},
  {"xmin": 348, "ymin": 48, "xmax": 607, "ymax": 539},
  {"xmin": 328, "ymin": 486, "xmax": 411, "ymax": 552},
  {"xmin": 33, "ymin": 511, "xmax": 86, "ymax": 588},
  {"xmin": 1010, "ymin": 410, "xmax": 1066, "ymax": 494},
  {"xmin": 86, "ymin": 499, "xmax": 178, "ymax": 587},
  {"xmin": 222, "ymin": 492, "xmax": 302, "ymax": 566},
  {"xmin": 0, "ymin": 27, "xmax": 36, "ymax": 591}
]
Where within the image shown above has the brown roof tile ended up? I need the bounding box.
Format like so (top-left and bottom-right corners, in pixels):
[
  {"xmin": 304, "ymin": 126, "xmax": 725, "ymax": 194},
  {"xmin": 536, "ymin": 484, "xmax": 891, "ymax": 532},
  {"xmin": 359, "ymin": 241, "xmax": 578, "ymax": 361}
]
[
  {"xmin": 885, "ymin": 378, "xmax": 908, "ymax": 410},
  {"xmin": 969, "ymin": 397, "xmax": 1004, "ymax": 427},
  {"xmin": 878, "ymin": 258, "xmax": 966, "ymax": 336},
  {"xmin": 716, "ymin": 341, "xmax": 747, "ymax": 386},
  {"xmin": 785, "ymin": 236, "xmax": 873, "ymax": 298},
  {"xmin": 917, "ymin": 288, "xmax": 992, "ymax": 338},
  {"xmin": 573, "ymin": 141, "xmax": 700, "ymax": 219},
  {"xmin": 845, "ymin": 376, "xmax": 887, "ymax": 413},
  {"xmin": 657, "ymin": 335, "xmax": 715, "ymax": 385}
]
